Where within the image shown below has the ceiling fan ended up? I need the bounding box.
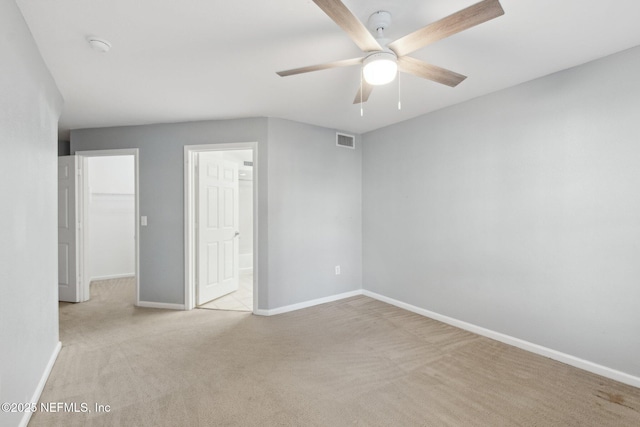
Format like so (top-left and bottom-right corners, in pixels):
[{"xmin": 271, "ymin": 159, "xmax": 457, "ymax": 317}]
[{"xmin": 277, "ymin": 0, "xmax": 505, "ymax": 104}]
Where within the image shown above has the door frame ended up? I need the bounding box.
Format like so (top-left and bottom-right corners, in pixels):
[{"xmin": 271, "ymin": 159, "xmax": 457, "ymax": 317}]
[
  {"xmin": 184, "ymin": 142, "xmax": 258, "ymax": 312},
  {"xmin": 75, "ymin": 149, "xmax": 140, "ymax": 305}
]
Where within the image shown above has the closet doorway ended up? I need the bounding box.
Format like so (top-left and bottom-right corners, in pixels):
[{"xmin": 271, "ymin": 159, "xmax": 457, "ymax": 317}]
[{"xmin": 77, "ymin": 149, "xmax": 140, "ymax": 304}]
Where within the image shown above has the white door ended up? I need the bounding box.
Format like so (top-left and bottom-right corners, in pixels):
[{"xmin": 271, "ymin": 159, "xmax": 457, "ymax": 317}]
[
  {"xmin": 58, "ymin": 156, "xmax": 82, "ymax": 302},
  {"xmin": 196, "ymin": 152, "xmax": 239, "ymax": 305}
]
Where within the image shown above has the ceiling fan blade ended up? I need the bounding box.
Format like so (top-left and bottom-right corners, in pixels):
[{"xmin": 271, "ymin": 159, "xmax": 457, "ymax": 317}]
[
  {"xmin": 277, "ymin": 57, "xmax": 363, "ymax": 77},
  {"xmin": 398, "ymin": 57, "xmax": 467, "ymax": 87},
  {"xmin": 388, "ymin": 0, "xmax": 504, "ymax": 57},
  {"xmin": 312, "ymin": 0, "xmax": 382, "ymax": 52},
  {"xmin": 353, "ymin": 81, "xmax": 373, "ymax": 104}
]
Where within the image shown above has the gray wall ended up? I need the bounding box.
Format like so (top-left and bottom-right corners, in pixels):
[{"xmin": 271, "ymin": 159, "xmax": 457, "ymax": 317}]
[
  {"xmin": 362, "ymin": 46, "xmax": 640, "ymax": 377},
  {"xmin": 71, "ymin": 119, "xmax": 269, "ymax": 306},
  {"xmin": 0, "ymin": 2, "xmax": 63, "ymax": 426},
  {"xmin": 71, "ymin": 117, "xmax": 363, "ymax": 309},
  {"xmin": 267, "ymin": 119, "xmax": 362, "ymax": 308}
]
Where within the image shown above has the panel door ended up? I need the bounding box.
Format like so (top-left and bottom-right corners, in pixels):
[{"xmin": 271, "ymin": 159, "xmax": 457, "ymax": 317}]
[
  {"xmin": 58, "ymin": 156, "xmax": 80, "ymax": 302},
  {"xmin": 196, "ymin": 152, "xmax": 239, "ymax": 305}
]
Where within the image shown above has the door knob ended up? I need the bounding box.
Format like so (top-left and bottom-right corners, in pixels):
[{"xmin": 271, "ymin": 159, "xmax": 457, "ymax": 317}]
[{"xmin": 234, "ymin": 231, "xmax": 240, "ymax": 237}]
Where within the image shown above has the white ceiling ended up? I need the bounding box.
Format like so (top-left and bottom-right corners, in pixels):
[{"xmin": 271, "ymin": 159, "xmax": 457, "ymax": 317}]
[{"xmin": 17, "ymin": 0, "xmax": 640, "ymax": 140}]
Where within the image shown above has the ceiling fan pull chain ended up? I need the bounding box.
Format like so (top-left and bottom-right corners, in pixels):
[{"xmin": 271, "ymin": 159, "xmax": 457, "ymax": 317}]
[{"xmin": 398, "ymin": 70, "xmax": 402, "ymax": 110}]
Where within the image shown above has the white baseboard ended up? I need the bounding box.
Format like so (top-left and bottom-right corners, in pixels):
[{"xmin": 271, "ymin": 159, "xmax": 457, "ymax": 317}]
[
  {"xmin": 90, "ymin": 273, "xmax": 135, "ymax": 282},
  {"xmin": 137, "ymin": 301, "xmax": 185, "ymax": 310},
  {"xmin": 19, "ymin": 341, "xmax": 61, "ymax": 427},
  {"xmin": 255, "ymin": 289, "xmax": 363, "ymax": 316},
  {"xmin": 363, "ymin": 290, "xmax": 640, "ymax": 389}
]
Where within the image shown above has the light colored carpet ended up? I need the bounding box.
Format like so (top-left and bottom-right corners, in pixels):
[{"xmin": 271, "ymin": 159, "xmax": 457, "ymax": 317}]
[{"xmin": 30, "ymin": 278, "xmax": 640, "ymax": 426}]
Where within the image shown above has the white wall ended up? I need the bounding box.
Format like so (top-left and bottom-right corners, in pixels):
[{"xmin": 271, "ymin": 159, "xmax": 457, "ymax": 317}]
[
  {"xmin": 362, "ymin": 45, "xmax": 640, "ymax": 378},
  {"xmin": 88, "ymin": 156, "xmax": 135, "ymax": 281},
  {"xmin": 0, "ymin": 2, "xmax": 63, "ymax": 426}
]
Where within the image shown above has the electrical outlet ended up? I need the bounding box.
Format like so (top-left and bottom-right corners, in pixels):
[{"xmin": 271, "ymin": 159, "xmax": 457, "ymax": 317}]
[{"xmin": 335, "ymin": 265, "xmax": 341, "ymax": 275}]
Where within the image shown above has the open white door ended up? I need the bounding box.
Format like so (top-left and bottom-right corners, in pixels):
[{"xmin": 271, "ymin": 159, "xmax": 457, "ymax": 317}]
[
  {"xmin": 196, "ymin": 152, "xmax": 240, "ymax": 305},
  {"xmin": 58, "ymin": 156, "xmax": 82, "ymax": 302}
]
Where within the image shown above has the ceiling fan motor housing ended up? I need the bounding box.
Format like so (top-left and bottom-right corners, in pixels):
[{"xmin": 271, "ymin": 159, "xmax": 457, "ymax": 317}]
[
  {"xmin": 368, "ymin": 10, "xmax": 392, "ymax": 34},
  {"xmin": 363, "ymin": 9, "xmax": 397, "ymax": 85}
]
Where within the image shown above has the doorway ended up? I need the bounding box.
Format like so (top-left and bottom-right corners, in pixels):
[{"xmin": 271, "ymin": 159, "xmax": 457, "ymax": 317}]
[
  {"xmin": 184, "ymin": 143, "xmax": 257, "ymax": 312},
  {"xmin": 76, "ymin": 149, "xmax": 140, "ymax": 304}
]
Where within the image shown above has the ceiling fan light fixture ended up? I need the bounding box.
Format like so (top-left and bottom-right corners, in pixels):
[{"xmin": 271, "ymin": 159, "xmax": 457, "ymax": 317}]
[{"xmin": 363, "ymin": 51, "xmax": 397, "ymax": 86}]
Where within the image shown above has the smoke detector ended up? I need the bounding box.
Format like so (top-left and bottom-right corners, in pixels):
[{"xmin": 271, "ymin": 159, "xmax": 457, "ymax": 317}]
[{"xmin": 87, "ymin": 37, "xmax": 111, "ymax": 53}]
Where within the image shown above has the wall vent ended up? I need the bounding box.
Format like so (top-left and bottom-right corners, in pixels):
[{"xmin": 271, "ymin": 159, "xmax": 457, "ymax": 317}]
[{"xmin": 336, "ymin": 132, "xmax": 355, "ymax": 149}]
